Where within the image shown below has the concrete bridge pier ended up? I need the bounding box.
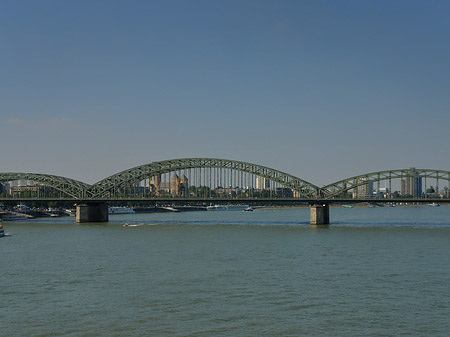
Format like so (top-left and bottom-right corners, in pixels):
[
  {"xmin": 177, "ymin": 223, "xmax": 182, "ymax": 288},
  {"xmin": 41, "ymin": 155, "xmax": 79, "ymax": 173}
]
[
  {"xmin": 310, "ymin": 203, "xmax": 329, "ymax": 226},
  {"xmin": 76, "ymin": 202, "xmax": 109, "ymax": 223}
]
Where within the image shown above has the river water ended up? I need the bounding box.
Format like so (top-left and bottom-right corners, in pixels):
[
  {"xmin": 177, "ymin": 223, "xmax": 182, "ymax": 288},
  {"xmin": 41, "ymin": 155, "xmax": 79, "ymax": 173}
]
[{"xmin": 1, "ymin": 206, "xmax": 449, "ymax": 336}]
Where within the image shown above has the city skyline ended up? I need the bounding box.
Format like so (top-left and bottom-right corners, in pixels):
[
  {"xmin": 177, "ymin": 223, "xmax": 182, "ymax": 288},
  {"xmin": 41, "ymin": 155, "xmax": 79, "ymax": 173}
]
[{"xmin": 1, "ymin": 0, "xmax": 450, "ymax": 185}]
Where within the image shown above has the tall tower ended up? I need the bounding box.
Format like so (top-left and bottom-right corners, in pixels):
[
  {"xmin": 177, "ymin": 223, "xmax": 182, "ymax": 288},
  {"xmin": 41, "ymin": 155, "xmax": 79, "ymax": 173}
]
[
  {"xmin": 354, "ymin": 177, "xmax": 373, "ymax": 198},
  {"xmin": 151, "ymin": 174, "xmax": 161, "ymax": 196},
  {"xmin": 400, "ymin": 168, "xmax": 422, "ymax": 197},
  {"xmin": 180, "ymin": 175, "xmax": 189, "ymax": 197},
  {"xmin": 256, "ymin": 177, "xmax": 270, "ymax": 190},
  {"xmin": 171, "ymin": 174, "xmax": 180, "ymax": 195}
]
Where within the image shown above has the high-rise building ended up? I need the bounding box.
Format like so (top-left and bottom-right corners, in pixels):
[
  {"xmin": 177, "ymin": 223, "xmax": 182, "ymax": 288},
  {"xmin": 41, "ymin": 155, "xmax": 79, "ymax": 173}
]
[
  {"xmin": 255, "ymin": 176, "xmax": 270, "ymax": 190},
  {"xmin": 353, "ymin": 177, "xmax": 373, "ymax": 199},
  {"xmin": 400, "ymin": 168, "xmax": 422, "ymax": 197}
]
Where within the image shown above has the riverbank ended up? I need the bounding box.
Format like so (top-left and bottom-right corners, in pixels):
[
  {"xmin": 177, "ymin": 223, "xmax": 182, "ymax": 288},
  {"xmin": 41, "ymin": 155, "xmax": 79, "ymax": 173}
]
[{"xmin": 261, "ymin": 202, "xmax": 450, "ymax": 210}]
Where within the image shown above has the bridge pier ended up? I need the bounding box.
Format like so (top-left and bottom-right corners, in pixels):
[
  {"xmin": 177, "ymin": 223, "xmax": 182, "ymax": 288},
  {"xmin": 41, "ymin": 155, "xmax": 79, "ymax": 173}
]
[
  {"xmin": 310, "ymin": 203, "xmax": 329, "ymax": 225},
  {"xmin": 76, "ymin": 202, "xmax": 109, "ymax": 223}
]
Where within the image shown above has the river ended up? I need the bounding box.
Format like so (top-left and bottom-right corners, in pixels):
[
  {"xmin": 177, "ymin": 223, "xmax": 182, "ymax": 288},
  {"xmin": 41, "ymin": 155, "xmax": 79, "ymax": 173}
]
[{"xmin": 1, "ymin": 206, "xmax": 449, "ymax": 336}]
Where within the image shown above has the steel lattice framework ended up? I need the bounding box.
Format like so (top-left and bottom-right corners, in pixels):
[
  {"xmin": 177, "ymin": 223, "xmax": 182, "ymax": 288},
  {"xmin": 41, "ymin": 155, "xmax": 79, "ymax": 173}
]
[
  {"xmin": 0, "ymin": 173, "xmax": 91, "ymax": 199},
  {"xmin": 1, "ymin": 163, "xmax": 450, "ymax": 200},
  {"xmin": 87, "ymin": 158, "xmax": 321, "ymax": 199},
  {"xmin": 321, "ymin": 169, "xmax": 450, "ymax": 198}
]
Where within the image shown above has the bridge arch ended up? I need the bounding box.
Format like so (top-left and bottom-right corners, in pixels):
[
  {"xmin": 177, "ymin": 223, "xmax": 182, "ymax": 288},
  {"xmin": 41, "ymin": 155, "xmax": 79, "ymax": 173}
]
[
  {"xmin": 88, "ymin": 158, "xmax": 321, "ymax": 199},
  {"xmin": 321, "ymin": 169, "xmax": 450, "ymax": 198},
  {"xmin": 0, "ymin": 173, "xmax": 91, "ymax": 199}
]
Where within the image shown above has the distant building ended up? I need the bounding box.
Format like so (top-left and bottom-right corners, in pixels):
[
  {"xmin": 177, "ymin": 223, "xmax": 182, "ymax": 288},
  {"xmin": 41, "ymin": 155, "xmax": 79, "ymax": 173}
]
[
  {"xmin": 400, "ymin": 168, "xmax": 422, "ymax": 197},
  {"xmin": 170, "ymin": 174, "xmax": 189, "ymax": 196},
  {"xmin": 276, "ymin": 187, "xmax": 293, "ymax": 198},
  {"xmin": 149, "ymin": 174, "xmax": 161, "ymax": 196},
  {"xmin": 353, "ymin": 177, "xmax": 373, "ymax": 199},
  {"xmin": 8, "ymin": 183, "xmax": 43, "ymax": 196},
  {"xmin": 147, "ymin": 174, "xmax": 189, "ymax": 196},
  {"xmin": 374, "ymin": 187, "xmax": 389, "ymax": 198},
  {"xmin": 255, "ymin": 176, "xmax": 270, "ymax": 190}
]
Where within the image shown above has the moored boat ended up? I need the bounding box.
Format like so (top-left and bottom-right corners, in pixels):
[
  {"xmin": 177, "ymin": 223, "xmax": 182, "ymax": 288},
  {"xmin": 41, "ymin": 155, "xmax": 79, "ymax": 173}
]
[
  {"xmin": 207, "ymin": 204, "xmax": 249, "ymax": 211},
  {"xmin": 161, "ymin": 206, "xmax": 179, "ymax": 212},
  {"xmin": 108, "ymin": 206, "xmax": 135, "ymax": 214},
  {"xmin": 1, "ymin": 213, "xmax": 28, "ymax": 221}
]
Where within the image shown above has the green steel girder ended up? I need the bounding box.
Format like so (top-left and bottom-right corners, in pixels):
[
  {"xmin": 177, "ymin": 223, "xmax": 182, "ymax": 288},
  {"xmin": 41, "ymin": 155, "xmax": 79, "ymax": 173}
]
[
  {"xmin": 1, "ymin": 165, "xmax": 449, "ymax": 201},
  {"xmin": 0, "ymin": 173, "xmax": 91, "ymax": 199},
  {"xmin": 321, "ymin": 169, "xmax": 450, "ymax": 198},
  {"xmin": 88, "ymin": 158, "xmax": 321, "ymax": 199}
]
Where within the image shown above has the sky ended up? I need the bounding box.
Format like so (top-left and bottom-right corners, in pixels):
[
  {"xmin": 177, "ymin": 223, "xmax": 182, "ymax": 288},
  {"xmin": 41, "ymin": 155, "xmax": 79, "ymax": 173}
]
[{"xmin": 1, "ymin": 0, "xmax": 450, "ymax": 186}]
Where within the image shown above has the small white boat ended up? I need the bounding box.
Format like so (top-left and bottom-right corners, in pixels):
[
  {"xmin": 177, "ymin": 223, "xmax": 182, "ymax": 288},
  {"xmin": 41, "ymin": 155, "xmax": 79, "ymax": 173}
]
[
  {"xmin": 65, "ymin": 209, "xmax": 76, "ymax": 216},
  {"xmin": 207, "ymin": 205, "xmax": 227, "ymax": 211},
  {"xmin": 428, "ymin": 203, "xmax": 440, "ymax": 207},
  {"xmin": 207, "ymin": 205, "xmax": 248, "ymax": 211},
  {"xmin": 161, "ymin": 206, "xmax": 179, "ymax": 212},
  {"xmin": 108, "ymin": 207, "xmax": 135, "ymax": 214},
  {"xmin": 243, "ymin": 207, "xmax": 254, "ymax": 212}
]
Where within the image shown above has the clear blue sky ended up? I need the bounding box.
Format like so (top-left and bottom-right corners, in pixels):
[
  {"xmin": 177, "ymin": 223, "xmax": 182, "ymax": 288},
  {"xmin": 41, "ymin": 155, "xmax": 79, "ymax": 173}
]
[{"xmin": 1, "ymin": 0, "xmax": 449, "ymax": 185}]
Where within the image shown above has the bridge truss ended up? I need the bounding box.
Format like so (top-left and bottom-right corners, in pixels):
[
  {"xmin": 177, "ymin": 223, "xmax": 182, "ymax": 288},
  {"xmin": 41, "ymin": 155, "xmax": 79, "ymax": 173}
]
[
  {"xmin": 322, "ymin": 169, "xmax": 450, "ymax": 199},
  {"xmin": 1, "ymin": 162, "xmax": 450, "ymax": 201},
  {"xmin": 87, "ymin": 158, "xmax": 321, "ymax": 199},
  {"xmin": 0, "ymin": 173, "xmax": 91, "ymax": 199}
]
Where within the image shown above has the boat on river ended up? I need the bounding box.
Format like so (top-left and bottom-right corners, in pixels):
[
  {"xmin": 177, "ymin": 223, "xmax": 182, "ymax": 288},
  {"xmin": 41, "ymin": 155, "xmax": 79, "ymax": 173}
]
[
  {"xmin": 161, "ymin": 206, "xmax": 179, "ymax": 212},
  {"xmin": 108, "ymin": 207, "xmax": 135, "ymax": 214},
  {"xmin": 1, "ymin": 213, "xmax": 28, "ymax": 221},
  {"xmin": 207, "ymin": 204, "xmax": 249, "ymax": 211}
]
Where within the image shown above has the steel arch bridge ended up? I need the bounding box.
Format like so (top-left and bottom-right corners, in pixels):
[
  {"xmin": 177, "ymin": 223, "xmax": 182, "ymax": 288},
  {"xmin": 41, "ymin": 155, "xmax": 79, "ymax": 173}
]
[
  {"xmin": 322, "ymin": 169, "xmax": 450, "ymax": 198},
  {"xmin": 1, "ymin": 160, "xmax": 450, "ymax": 201},
  {"xmin": 87, "ymin": 158, "xmax": 321, "ymax": 199},
  {"xmin": 0, "ymin": 173, "xmax": 90, "ymax": 199}
]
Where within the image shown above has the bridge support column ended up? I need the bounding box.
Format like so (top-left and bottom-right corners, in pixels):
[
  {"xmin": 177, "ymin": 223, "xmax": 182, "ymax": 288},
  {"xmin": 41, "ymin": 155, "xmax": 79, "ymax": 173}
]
[
  {"xmin": 310, "ymin": 203, "xmax": 329, "ymax": 225},
  {"xmin": 76, "ymin": 202, "xmax": 109, "ymax": 223}
]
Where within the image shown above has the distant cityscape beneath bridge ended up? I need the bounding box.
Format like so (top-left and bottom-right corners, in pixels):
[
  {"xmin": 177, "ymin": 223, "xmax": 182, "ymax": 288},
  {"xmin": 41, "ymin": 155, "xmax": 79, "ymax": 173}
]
[{"xmin": 1, "ymin": 158, "xmax": 449, "ymax": 201}]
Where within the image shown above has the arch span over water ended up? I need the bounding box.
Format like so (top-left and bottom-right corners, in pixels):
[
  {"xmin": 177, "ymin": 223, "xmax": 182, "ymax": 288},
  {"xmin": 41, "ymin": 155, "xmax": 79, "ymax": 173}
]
[
  {"xmin": 0, "ymin": 172, "xmax": 91, "ymax": 199},
  {"xmin": 1, "ymin": 163, "xmax": 449, "ymax": 200},
  {"xmin": 322, "ymin": 169, "xmax": 450, "ymax": 198},
  {"xmin": 88, "ymin": 158, "xmax": 321, "ymax": 199}
]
